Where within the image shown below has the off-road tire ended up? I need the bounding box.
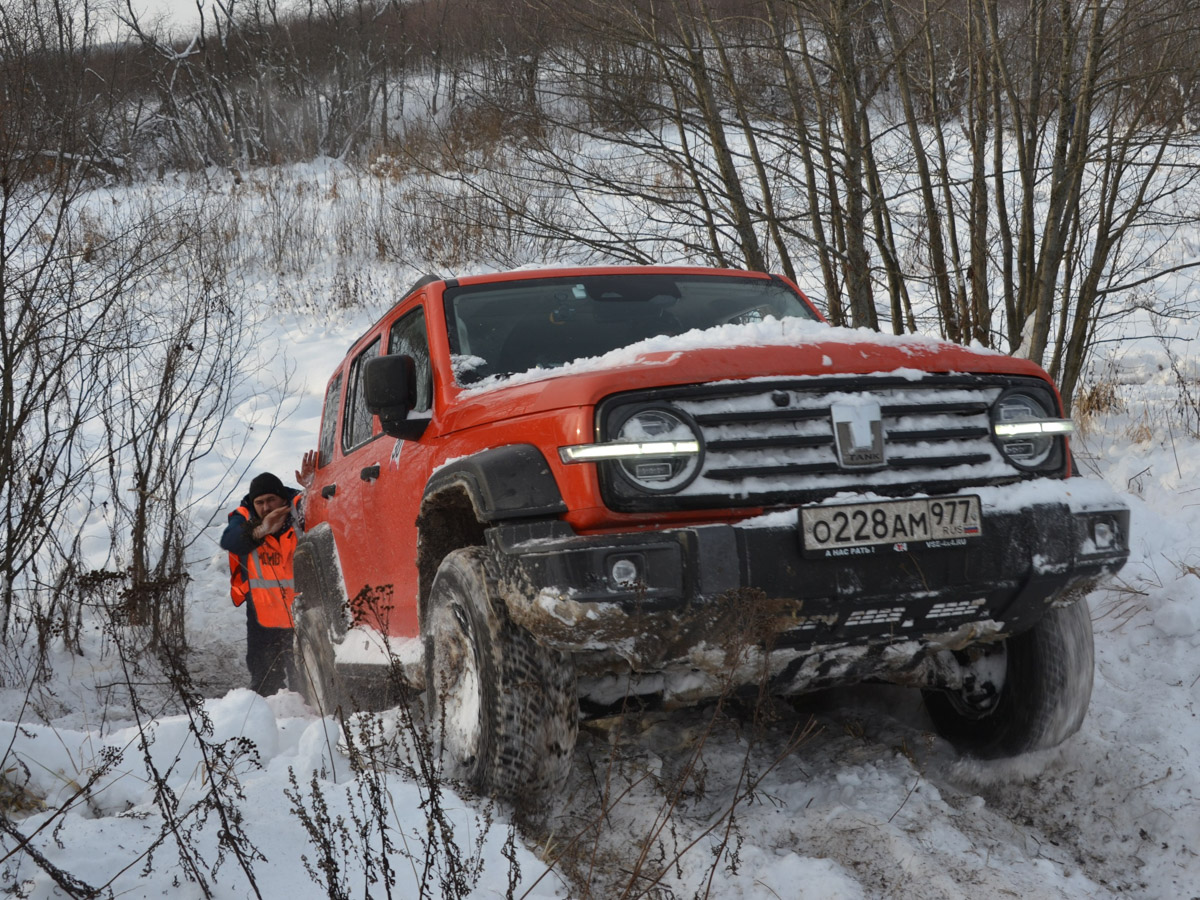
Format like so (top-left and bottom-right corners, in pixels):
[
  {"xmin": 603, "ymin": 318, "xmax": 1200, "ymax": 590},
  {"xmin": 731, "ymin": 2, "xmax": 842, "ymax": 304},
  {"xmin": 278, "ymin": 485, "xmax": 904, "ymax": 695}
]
[
  {"xmin": 295, "ymin": 526, "xmax": 348, "ymax": 641},
  {"xmin": 424, "ymin": 547, "xmax": 577, "ymax": 801},
  {"xmin": 293, "ymin": 540, "xmax": 346, "ymax": 717},
  {"xmin": 922, "ymin": 597, "xmax": 1095, "ymax": 758}
]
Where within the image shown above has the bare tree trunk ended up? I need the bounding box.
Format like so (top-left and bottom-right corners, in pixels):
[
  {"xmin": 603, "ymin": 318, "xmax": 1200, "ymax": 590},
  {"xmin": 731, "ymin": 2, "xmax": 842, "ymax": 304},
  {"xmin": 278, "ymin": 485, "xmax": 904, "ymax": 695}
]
[
  {"xmin": 764, "ymin": 0, "xmax": 843, "ymax": 318},
  {"xmin": 824, "ymin": 0, "xmax": 877, "ymax": 328},
  {"xmin": 880, "ymin": 0, "xmax": 955, "ymax": 337},
  {"xmin": 699, "ymin": 3, "xmax": 795, "ymax": 279},
  {"xmin": 667, "ymin": 0, "xmax": 766, "ymax": 271},
  {"xmin": 966, "ymin": 0, "xmax": 992, "ymax": 347},
  {"xmin": 1023, "ymin": 1, "xmax": 1102, "ymax": 365},
  {"xmin": 861, "ymin": 116, "xmax": 915, "ymax": 335},
  {"xmin": 920, "ymin": 0, "xmax": 969, "ymax": 342},
  {"xmin": 792, "ymin": 6, "xmax": 854, "ymax": 325}
]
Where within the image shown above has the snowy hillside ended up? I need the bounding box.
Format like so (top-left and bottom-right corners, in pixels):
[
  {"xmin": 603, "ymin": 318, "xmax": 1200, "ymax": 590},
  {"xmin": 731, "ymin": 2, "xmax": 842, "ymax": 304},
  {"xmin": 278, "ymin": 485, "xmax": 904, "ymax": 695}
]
[{"xmin": 2, "ymin": 164, "xmax": 1199, "ymax": 899}]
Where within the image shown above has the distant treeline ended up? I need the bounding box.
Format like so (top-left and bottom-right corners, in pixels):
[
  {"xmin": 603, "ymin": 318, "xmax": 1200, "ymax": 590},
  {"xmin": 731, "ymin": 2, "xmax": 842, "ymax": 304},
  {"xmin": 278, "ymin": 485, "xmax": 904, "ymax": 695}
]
[
  {"xmin": 5, "ymin": 0, "xmax": 1200, "ymax": 392},
  {"xmin": 5, "ymin": 0, "xmax": 1200, "ymax": 656}
]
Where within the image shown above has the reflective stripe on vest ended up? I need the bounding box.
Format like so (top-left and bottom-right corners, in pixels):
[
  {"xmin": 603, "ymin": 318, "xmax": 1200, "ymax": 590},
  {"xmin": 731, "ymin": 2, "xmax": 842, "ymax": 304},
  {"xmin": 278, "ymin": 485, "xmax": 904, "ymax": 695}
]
[{"xmin": 246, "ymin": 556, "xmax": 295, "ymax": 593}]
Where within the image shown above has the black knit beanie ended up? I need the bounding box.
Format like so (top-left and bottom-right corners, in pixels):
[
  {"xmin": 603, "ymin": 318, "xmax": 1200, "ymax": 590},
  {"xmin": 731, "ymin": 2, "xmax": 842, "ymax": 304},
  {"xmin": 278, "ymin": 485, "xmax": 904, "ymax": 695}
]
[{"xmin": 248, "ymin": 472, "xmax": 286, "ymax": 504}]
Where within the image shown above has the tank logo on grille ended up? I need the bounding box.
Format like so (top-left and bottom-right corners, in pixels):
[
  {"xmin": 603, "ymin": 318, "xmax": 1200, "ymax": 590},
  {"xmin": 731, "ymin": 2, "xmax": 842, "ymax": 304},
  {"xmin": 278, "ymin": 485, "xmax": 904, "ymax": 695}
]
[{"xmin": 831, "ymin": 401, "xmax": 885, "ymax": 468}]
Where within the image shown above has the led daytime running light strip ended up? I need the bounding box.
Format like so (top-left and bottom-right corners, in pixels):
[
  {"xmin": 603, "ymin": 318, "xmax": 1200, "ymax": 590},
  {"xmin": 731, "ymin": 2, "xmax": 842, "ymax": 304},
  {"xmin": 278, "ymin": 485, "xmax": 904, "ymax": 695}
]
[
  {"xmin": 559, "ymin": 440, "xmax": 701, "ymax": 464},
  {"xmin": 562, "ymin": 420, "xmax": 1070, "ymax": 463},
  {"xmin": 993, "ymin": 419, "xmax": 1074, "ymax": 438}
]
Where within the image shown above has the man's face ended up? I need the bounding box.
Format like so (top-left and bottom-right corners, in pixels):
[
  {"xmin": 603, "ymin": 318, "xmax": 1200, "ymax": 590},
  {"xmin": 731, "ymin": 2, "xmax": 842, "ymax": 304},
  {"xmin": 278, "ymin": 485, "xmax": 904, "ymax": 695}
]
[{"xmin": 253, "ymin": 493, "xmax": 286, "ymax": 519}]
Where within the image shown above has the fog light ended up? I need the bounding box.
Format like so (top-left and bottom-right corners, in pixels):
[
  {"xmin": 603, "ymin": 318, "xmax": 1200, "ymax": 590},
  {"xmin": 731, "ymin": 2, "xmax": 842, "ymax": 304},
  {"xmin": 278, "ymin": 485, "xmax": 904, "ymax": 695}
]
[{"xmin": 610, "ymin": 558, "xmax": 640, "ymax": 589}]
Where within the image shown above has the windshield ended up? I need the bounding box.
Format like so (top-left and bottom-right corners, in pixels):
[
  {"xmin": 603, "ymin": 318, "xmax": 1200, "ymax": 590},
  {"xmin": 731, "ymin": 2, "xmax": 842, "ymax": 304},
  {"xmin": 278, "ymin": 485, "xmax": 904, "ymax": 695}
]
[{"xmin": 444, "ymin": 273, "xmax": 820, "ymax": 384}]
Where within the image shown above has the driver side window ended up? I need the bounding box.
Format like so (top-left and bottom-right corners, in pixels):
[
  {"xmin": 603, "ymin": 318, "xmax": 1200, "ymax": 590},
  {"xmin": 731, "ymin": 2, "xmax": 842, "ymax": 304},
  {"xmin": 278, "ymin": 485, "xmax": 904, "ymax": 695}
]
[
  {"xmin": 342, "ymin": 337, "xmax": 381, "ymax": 451},
  {"xmin": 388, "ymin": 307, "xmax": 432, "ymax": 414}
]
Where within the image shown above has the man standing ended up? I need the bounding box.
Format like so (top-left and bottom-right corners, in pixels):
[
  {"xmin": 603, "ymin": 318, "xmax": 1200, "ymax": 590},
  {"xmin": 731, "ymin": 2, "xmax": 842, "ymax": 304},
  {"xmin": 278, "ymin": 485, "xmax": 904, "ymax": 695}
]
[{"xmin": 221, "ymin": 454, "xmax": 315, "ymax": 695}]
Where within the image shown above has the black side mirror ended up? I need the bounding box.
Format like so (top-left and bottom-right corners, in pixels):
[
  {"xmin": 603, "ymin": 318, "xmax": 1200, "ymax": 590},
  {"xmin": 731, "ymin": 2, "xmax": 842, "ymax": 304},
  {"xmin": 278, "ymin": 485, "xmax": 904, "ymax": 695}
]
[{"xmin": 364, "ymin": 355, "xmax": 429, "ymax": 441}]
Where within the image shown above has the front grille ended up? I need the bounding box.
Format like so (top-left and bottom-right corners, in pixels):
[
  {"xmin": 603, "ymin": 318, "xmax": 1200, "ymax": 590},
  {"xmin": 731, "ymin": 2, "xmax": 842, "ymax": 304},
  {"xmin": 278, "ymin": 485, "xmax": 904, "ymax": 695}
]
[{"xmin": 598, "ymin": 374, "xmax": 1062, "ymax": 512}]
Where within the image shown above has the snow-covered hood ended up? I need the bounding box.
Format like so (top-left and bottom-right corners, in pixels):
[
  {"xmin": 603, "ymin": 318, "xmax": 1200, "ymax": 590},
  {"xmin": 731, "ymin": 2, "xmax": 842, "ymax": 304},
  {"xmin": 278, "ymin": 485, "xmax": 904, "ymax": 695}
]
[{"xmin": 444, "ymin": 319, "xmax": 1056, "ymax": 425}]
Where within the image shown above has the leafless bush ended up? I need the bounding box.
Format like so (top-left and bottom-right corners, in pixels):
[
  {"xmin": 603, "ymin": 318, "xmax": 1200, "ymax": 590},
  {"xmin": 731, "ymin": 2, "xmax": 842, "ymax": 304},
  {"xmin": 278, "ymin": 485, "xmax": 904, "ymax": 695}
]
[
  {"xmin": 1, "ymin": 568, "xmax": 269, "ymax": 897},
  {"xmin": 92, "ymin": 199, "xmax": 262, "ymax": 651},
  {"xmin": 0, "ymin": 161, "xmax": 172, "ymax": 647},
  {"xmin": 243, "ymin": 170, "xmax": 330, "ymax": 274},
  {"xmin": 2, "ymin": 3, "xmax": 232, "ymax": 653},
  {"xmin": 1074, "ymin": 355, "xmax": 1127, "ymax": 439},
  {"xmin": 287, "ymin": 638, "xmax": 514, "ymax": 900},
  {"xmin": 371, "ymin": 163, "xmax": 581, "ymax": 271}
]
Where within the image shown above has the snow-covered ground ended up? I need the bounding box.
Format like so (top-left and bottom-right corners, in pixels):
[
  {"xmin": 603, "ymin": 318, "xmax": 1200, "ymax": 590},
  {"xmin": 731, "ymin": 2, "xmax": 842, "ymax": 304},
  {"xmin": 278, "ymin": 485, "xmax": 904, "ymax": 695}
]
[{"xmin": 2, "ymin": 166, "xmax": 1199, "ymax": 898}]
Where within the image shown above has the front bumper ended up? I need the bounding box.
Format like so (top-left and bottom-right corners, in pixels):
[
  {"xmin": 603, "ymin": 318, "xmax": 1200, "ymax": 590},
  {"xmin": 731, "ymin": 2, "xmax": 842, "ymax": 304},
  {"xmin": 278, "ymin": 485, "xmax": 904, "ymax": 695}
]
[{"xmin": 489, "ymin": 478, "xmax": 1128, "ymax": 699}]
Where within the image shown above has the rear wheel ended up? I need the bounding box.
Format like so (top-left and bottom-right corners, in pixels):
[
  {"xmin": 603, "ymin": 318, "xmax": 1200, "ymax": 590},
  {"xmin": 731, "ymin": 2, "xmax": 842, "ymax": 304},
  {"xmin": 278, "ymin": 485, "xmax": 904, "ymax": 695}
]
[
  {"xmin": 922, "ymin": 598, "xmax": 1094, "ymax": 758},
  {"xmin": 424, "ymin": 547, "xmax": 577, "ymax": 800},
  {"xmin": 293, "ymin": 539, "xmax": 346, "ymax": 717}
]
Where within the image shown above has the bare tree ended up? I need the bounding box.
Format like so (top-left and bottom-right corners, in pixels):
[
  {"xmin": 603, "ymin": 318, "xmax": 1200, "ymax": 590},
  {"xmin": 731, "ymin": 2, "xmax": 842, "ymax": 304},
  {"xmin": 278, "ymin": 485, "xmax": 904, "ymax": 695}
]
[
  {"xmin": 1, "ymin": 0, "xmax": 283, "ymax": 656},
  {"xmin": 96, "ymin": 199, "xmax": 259, "ymax": 647},
  {"xmin": 0, "ymin": 0, "xmax": 158, "ymax": 641},
  {"xmin": 1040, "ymin": 0, "xmax": 1200, "ymax": 405}
]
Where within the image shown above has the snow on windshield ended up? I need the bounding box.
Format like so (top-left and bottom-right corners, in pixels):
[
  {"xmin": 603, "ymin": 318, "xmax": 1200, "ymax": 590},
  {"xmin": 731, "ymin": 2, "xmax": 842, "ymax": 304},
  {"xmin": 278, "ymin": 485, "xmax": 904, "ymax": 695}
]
[{"xmin": 445, "ymin": 272, "xmax": 820, "ymax": 384}]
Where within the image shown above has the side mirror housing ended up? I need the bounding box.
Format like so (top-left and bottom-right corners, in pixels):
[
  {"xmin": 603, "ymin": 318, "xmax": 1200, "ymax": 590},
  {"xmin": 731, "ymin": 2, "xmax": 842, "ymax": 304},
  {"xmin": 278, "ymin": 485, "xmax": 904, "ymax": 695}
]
[{"xmin": 364, "ymin": 355, "xmax": 429, "ymax": 441}]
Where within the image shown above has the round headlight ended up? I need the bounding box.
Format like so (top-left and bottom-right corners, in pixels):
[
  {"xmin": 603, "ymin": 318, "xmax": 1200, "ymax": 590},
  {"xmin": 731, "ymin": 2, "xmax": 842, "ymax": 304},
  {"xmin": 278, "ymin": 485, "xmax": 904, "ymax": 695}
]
[
  {"xmin": 992, "ymin": 389, "xmax": 1057, "ymax": 469},
  {"xmin": 611, "ymin": 406, "xmax": 703, "ymax": 492}
]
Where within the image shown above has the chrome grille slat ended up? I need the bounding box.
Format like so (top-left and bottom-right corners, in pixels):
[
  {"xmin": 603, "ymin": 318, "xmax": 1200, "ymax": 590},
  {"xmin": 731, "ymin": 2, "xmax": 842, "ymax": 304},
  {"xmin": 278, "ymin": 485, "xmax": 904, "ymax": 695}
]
[
  {"xmin": 887, "ymin": 427, "xmax": 991, "ymax": 442},
  {"xmin": 679, "ymin": 381, "xmax": 1007, "ymax": 498},
  {"xmin": 880, "ymin": 402, "xmax": 990, "ymax": 416},
  {"xmin": 706, "ymin": 462, "xmax": 842, "ymax": 480},
  {"xmin": 707, "ymin": 435, "xmax": 834, "ymax": 451},
  {"xmin": 694, "ymin": 408, "xmax": 830, "ymax": 424},
  {"xmin": 886, "ymin": 454, "xmax": 993, "ymax": 469}
]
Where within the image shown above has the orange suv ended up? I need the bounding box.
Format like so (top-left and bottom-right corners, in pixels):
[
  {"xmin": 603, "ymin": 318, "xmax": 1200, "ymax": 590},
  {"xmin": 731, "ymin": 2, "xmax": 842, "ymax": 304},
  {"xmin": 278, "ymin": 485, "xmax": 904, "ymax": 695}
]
[{"xmin": 293, "ymin": 266, "xmax": 1129, "ymax": 799}]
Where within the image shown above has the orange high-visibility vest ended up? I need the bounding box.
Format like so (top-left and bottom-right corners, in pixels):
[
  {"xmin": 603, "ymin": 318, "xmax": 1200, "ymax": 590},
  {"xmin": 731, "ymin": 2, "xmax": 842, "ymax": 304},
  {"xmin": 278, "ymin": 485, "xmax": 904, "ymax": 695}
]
[
  {"xmin": 244, "ymin": 528, "xmax": 298, "ymax": 628},
  {"xmin": 226, "ymin": 503, "xmax": 298, "ymax": 628},
  {"xmin": 228, "ymin": 504, "xmax": 253, "ymax": 608},
  {"xmin": 229, "ymin": 554, "xmax": 250, "ymax": 607}
]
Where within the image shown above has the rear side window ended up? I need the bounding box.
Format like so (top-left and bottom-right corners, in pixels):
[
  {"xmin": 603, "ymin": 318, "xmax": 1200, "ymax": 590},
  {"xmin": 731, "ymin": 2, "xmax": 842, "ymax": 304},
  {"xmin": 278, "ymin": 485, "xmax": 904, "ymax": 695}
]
[
  {"xmin": 318, "ymin": 372, "xmax": 343, "ymax": 466},
  {"xmin": 342, "ymin": 338, "xmax": 381, "ymax": 451},
  {"xmin": 388, "ymin": 307, "xmax": 432, "ymax": 414}
]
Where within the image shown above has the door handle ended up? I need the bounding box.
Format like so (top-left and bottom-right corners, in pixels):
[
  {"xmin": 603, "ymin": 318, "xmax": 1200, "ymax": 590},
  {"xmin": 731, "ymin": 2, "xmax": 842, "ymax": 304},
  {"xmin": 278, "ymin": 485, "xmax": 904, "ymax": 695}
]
[
  {"xmin": 321, "ymin": 484, "xmax": 337, "ymax": 499},
  {"xmin": 360, "ymin": 464, "xmax": 381, "ymax": 482}
]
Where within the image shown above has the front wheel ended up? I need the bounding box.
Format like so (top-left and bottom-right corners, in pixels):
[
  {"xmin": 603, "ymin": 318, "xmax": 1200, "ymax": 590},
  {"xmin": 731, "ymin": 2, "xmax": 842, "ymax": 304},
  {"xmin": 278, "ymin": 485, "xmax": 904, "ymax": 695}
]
[
  {"xmin": 424, "ymin": 547, "xmax": 578, "ymax": 801},
  {"xmin": 922, "ymin": 598, "xmax": 1095, "ymax": 758}
]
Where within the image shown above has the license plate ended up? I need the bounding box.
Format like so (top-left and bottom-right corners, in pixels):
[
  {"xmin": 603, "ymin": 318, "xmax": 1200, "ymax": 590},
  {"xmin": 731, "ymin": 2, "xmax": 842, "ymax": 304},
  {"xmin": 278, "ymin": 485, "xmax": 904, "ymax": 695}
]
[{"xmin": 800, "ymin": 496, "xmax": 983, "ymax": 557}]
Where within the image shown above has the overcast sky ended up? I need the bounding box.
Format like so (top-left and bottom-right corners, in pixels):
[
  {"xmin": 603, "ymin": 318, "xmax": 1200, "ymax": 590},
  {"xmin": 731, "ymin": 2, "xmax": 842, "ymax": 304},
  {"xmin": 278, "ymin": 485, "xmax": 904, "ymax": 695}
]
[{"xmin": 120, "ymin": 0, "xmax": 203, "ymax": 32}]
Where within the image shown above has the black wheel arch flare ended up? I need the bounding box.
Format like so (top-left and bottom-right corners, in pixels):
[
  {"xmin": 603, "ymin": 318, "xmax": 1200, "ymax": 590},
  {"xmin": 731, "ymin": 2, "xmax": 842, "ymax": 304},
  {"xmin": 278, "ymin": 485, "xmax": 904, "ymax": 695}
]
[
  {"xmin": 416, "ymin": 444, "xmax": 567, "ymax": 625},
  {"xmin": 423, "ymin": 444, "xmax": 567, "ymax": 520}
]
